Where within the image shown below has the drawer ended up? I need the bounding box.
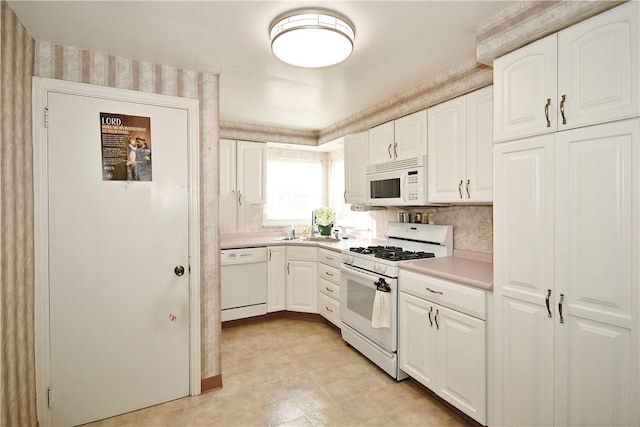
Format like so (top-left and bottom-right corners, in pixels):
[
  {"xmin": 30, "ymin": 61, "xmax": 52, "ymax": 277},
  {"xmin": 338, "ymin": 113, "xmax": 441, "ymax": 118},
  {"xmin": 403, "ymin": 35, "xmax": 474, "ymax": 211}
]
[
  {"xmin": 318, "ymin": 263, "xmax": 340, "ymax": 285},
  {"xmin": 286, "ymin": 246, "xmax": 317, "ymax": 261},
  {"xmin": 318, "ymin": 292, "xmax": 340, "ymax": 327},
  {"xmin": 318, "ymin": 277, "xmax": 339, "ymax": 301},
  {"xmin": 399, "ymin": 269, "xmax": 486, "ymax": 320},
  {"xmin": 318, "ymin": 248, "xmax": 341, "ymax": 268}
]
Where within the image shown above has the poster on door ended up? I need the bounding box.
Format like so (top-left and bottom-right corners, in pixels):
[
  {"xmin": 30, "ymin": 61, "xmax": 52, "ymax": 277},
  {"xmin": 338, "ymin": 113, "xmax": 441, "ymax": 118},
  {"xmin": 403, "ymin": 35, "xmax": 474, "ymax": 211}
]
[{"xmin": 100, "ymin": 112, "xmax": 152, "ymax": 181}]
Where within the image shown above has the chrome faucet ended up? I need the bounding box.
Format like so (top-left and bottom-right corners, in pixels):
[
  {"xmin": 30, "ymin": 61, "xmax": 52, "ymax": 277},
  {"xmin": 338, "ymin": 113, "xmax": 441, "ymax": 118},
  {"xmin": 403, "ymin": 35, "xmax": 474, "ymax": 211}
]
[{"xmin": 310, "ymin": 209, "xmax": 317, "ymax": 238}]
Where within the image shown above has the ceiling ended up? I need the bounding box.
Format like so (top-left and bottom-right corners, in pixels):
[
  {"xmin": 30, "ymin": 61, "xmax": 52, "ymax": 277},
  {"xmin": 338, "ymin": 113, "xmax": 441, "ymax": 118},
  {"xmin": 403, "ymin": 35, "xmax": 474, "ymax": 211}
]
[{"xmin": 9, "ymin": 1, "xmax": 513, "ymax": 132}]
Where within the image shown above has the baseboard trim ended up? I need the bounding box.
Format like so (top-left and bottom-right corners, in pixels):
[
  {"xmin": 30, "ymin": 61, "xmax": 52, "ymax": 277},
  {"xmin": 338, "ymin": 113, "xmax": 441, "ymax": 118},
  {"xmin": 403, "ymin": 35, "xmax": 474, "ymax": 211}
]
[
  {"xmin": 221, "ymin": 311, "xmax": 326, "ymax": 328},
  {"xmin": 200, "ymin": 374, "xmax": 222, "ymax": 394}
]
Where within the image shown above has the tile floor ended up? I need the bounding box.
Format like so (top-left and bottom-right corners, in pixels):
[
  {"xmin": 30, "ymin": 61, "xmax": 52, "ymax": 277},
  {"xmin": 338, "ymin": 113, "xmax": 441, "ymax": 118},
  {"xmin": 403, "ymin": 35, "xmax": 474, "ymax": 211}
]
[{"xmin": 88, "ymin": 317, "xmax": 478, "ymax": 426}]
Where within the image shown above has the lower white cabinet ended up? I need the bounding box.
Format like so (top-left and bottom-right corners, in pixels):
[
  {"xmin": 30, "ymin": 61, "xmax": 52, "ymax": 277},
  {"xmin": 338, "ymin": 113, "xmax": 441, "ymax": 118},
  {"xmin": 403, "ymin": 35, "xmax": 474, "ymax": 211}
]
[
  {"xmin": 317, "ymin": 248, "xmax": 341, "ymax": 327},
  {"xmin": 399, "ymin": 270, "xmax": 486, "ymax": 424},
  {"xmin": 267, "ymin": 246, "xmax": 286, "ymax": 312},
  {"xmin": 286, "ymin": 247, "xmax": 317, "ymax": 313}
]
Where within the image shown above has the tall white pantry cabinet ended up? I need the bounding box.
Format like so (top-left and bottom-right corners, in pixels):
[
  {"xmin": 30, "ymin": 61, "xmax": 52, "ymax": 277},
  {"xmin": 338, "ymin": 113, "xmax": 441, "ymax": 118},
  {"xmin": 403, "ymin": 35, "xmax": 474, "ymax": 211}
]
[{"xmin": 491, "ymin": 2, "xmax": 639, "ymax": 426}]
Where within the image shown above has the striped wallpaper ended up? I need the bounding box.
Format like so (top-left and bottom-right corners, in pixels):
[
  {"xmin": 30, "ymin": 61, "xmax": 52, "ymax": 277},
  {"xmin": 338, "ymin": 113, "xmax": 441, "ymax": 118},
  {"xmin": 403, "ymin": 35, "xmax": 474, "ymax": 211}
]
[{"xmin": 0, "ymin": 2, "xmax": 37, "ymax": 426}]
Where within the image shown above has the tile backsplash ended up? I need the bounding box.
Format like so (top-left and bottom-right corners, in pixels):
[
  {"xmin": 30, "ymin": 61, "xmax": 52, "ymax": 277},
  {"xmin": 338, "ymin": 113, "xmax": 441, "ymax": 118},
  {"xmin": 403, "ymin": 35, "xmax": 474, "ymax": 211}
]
[{"xmin": 369, "ymin": 206, "xmax": 493, "ymax": 254}]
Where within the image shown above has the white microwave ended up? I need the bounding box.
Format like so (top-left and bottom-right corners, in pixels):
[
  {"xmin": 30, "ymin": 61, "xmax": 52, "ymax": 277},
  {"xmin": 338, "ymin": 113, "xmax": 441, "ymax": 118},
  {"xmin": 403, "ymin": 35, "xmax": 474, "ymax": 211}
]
[{"xmin": 365, "ymin": 156, "xmax": 428, "ymax": 206}]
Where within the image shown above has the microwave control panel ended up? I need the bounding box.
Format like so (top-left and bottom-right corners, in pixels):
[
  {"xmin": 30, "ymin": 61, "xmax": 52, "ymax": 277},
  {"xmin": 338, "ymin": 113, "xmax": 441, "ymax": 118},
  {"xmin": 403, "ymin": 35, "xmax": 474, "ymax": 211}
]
[{"xmin": 406, "ymin": 171, "xmax": 420, "ymax": 201}]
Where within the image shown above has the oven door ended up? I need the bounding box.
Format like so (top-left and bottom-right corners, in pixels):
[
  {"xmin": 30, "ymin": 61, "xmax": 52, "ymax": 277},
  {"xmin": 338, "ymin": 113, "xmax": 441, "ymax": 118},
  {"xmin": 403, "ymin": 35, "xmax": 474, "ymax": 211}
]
[{"xmin": 340, "ymin": 264, "xmax": 397, "ymax": 352}]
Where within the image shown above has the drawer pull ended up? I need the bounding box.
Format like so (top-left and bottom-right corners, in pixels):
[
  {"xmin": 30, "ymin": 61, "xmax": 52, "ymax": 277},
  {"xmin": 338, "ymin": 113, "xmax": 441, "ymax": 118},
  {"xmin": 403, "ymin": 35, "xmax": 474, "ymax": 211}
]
[
  {"xmin": 325, "ymin": 271, "xmax": 334, "ymax": 277},
  {"xmin": 426, "ymin": 287, "xmax": 443, "ymax": 295},
  {"xmin": 325, "ymin": 287, "xmax": 334, "ymax": 293},
  {"xmin": 325, "ymin": 306, "xmax": 333, "ymax": 313},
  {"xmin": 325, "ymin": 256, "xmax": 333, "ymax": 261}
]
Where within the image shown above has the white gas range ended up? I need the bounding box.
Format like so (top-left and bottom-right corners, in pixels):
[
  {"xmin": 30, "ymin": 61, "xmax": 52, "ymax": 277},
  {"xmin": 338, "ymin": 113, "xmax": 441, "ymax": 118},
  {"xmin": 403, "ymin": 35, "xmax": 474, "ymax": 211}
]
[{"xmin": 339, "ymin": 222, "xmax": 453, "ymax": 379}]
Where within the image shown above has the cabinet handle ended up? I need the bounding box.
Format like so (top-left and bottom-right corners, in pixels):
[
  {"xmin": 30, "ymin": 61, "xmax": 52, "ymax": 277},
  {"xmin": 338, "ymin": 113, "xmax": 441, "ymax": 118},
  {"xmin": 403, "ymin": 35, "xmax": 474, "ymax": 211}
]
[
  {"xmin": 434, "ymin": 309, "xmax": 440, "ymax": 330},
  {"xmin": 560, "ymin": 94, "xmax": 567, "ymax": 125},
  {"xmin": 343, "ymin": 190, "xmax": 347, "ymax": 202},
  {"xmin": 238, "ymin": 191, "xmax": 242, "ymax": 206},
  {"xmin": 458, "ymin": 180, "xmax": 463, "ymax": 199},
  {"xmin": 426, "ymin": 287, "xmax": 443, "ymax": 295},
  {"xmin": 558, "ymin": 293, "xmax": 565, "ymax": 324},
  {"xmin": 428, "ymin": 306, "xmax": 433, "ymax": 327},
  {"xmin": 268, "ymin": 249, "xmax": 272, "ymax": 261},
  {"xmin": 545, "ymin": 98, "xmax": 551, "ymax": 127},
  {"xmin": 325, "ymin": 271, "xmax": 333, "ymax": 277},
  {"xmin": 287, "ymin": 262, "xmax": 290, "ymax": 275},
  {"xmin": 325, "ymin": 286, "xmax": 334, "ymax": 293},
  {"xmin": 394, "ymin": 143, "xmax": 398, "ymax": 158},
  {"xmin": 545, "ymin": 289, "xmax": 552, "ymax": 318},
  {"xmin": 388, "ymin": 144, "xmax": 392, "ymax": 159},
  {"xmin": 325, "ymin": 256, "xmax": 333, "ymax": 261},
  {"xmin": 325, "ymin": 306, "xmax": 333, "ymax": 313},
  {"xmin": 466, "ymin": 179, "xmax": 470, "ymax": 199}
]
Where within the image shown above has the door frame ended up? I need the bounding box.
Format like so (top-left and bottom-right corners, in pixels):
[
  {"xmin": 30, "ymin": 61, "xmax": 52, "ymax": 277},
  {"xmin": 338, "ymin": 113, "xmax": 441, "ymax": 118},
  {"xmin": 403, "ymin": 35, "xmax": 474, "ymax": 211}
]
[{"xmin": 32, "ymin": 77, "xmax": 201, "ymax": 426}]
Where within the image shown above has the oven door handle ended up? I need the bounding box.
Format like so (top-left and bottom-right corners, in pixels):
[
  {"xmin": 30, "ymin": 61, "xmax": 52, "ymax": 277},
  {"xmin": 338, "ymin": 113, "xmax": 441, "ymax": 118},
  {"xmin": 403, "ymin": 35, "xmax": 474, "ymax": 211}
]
[{"xmin": 340, "ymin": 265, "xmax": 393, "ymax": 289}]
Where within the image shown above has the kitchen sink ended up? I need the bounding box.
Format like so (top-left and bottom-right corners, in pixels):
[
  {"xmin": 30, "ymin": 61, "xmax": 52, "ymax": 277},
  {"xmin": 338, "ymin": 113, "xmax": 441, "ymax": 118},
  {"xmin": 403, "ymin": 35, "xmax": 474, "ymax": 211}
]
[
  {"xmin": 306, "ymin": 237, "xmax": 340, "ymax": 242},
  {"xmin": 278, "ymin": 236, "xmax": 300, "ymax": 241}
]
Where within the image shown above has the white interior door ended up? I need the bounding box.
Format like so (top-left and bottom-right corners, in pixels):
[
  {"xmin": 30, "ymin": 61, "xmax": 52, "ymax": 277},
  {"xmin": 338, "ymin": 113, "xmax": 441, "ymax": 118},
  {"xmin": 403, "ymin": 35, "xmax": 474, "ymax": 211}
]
[{"xmin": 47, "ymin": 91, "xmax": 191, "ymax": 426}]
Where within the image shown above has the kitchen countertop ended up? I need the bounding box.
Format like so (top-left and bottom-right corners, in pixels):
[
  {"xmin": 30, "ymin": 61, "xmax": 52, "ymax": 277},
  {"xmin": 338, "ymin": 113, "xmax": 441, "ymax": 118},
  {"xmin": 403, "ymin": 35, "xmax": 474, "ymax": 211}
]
[
  {"xmin": 220, "ymin": 232, "xmax": 373, "ymax": 252},
  {"xmin": 221, "ymin": 233, "xmax": 493, "ymax": 291},
  {"xmin": 400, "ymin": 250, "xmax": 493, "ymax": 291}
]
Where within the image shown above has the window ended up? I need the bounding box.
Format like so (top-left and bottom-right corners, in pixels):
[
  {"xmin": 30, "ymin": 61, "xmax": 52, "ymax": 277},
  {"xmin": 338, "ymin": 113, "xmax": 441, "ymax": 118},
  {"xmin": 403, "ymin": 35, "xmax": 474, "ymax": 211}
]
[{"xmin": 264, "ymin": 146, "xmax": 326, "ymax": 225}]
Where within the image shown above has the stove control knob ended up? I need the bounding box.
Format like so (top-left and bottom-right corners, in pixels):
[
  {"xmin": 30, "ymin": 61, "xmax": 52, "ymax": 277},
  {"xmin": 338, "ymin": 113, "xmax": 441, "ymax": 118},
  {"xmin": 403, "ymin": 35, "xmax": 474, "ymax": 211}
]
[
  {"xmin": 373, "ymin": 264, "xmax": 379, "ymax": 272},
  {"xmin": 380, "ymin": 265, "xmax": 387, "ymax": 274}
]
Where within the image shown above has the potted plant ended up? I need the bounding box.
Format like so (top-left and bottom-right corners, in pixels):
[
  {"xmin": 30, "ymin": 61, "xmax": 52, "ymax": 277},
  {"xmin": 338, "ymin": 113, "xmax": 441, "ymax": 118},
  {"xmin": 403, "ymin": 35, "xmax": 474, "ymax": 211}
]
[{"xmin": 315, "ymin": 207, "xmax": 335, "ymax": 236}]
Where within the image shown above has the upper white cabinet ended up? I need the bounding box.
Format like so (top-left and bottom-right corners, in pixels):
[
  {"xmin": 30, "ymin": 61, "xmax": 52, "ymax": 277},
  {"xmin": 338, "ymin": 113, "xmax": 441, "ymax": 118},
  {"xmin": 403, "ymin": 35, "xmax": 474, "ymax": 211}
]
[
  {"xmin": 236, "ymin": 140, "xmax": 266, "ymax": 205},
  {"xmin": 492, "ymin": 120, "xmax": 640, "ymax": 426},
  {"xmin": 219, "ymin": 139, "xmax": 266, "ymax": 233},
  {"xmin": 344, "ymin": 131, "xmax": 369, "ymax": 204},
  {"xmin": 369, "ymin": 110, "xmax": 427, "ymax": 165},
  {"xmin": 219, "ymin": 139, "xmax": 238, "ymax": 233},
  {"xmin": 494, "ymin": 1, "xmax": 639, "ymax": 142},
  {"xmin": 427, "ymin": 86, "xmax": 493, "ymax": 203}
]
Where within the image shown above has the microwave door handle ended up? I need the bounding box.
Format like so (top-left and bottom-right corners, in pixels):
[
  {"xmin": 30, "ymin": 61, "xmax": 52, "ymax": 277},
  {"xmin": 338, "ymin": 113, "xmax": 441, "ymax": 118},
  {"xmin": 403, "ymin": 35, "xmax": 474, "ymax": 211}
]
[{"xmin": 401, "ymin": 173, "xmax": 408, "ymax": 202}]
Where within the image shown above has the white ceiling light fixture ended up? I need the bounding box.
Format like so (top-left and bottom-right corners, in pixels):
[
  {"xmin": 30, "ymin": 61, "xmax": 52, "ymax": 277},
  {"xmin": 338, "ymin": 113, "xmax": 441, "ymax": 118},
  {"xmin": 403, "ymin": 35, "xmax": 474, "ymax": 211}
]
[{"xmin": 269, "ymin": 9, "xmax": 355, "ymax": 68}]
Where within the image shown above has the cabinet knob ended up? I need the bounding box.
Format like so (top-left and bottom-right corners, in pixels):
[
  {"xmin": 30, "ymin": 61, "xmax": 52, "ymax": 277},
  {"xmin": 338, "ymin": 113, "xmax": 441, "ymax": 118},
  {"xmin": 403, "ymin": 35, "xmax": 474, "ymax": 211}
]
[{"xmin": 174, "ymin": 265, "xmax": 185, "ymax": 276}]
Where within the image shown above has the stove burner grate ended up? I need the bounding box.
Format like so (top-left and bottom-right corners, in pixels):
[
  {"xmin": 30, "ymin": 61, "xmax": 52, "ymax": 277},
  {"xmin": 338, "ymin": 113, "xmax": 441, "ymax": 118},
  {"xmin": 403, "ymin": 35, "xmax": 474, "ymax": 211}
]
[{"xmin": 349, "ymin": 246, "xmax": 435, "ymax": 261}]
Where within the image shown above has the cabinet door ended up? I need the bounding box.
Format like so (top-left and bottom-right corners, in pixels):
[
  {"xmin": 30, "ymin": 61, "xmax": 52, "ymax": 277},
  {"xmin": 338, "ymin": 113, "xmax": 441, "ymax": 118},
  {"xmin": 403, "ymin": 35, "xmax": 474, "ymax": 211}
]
[
  {"xmin": 435, "ymin": 305, "xmax": 486, "ymax": 425},
  {"xmin": 554, "ymin": 120, "xmax": 639, "ymax": 426},
  {"xmin": 493, "ymin": 135, "xmax": 555, "ymax": 426},
  {"xmin": 219, "ymin": 139, "xmax": 237, "ymax": 233},
  {"xmin": 557, "ymin": 2, "xmax": 639, "ymax": 131},
  {"xmin": 267, "ymin": 247, "xmax": 286, "ymax": 312},
  {"xmin": 428, "ymin": 96, "xmax": 466, "ymax": 203},
  {"xmin": 394, "ymin": 110, "xmax": 427, "ymax": 161},
  {"xmin": 369, "ymin": 121, "xmax": 395, "ymax": 165},
  {"xmin": 494, "ymin": 34, "xmax": 558, "ymax": 142},
  {"xmin": 399, "ymin": 292, "xmax": 436, "ymax": 389},
  {"xmin": 286, "ymin": 260, "xmax": 317, "ymax": 313},
  {"xmin": 465, "ymin": 86, "xmax": 493, "ymax": 202},
  {"xmin": 344, "ymin": 131, "xmax": 369, "ymax": 204},
  {"xmin": 237, "ymin": 140, "xmax": 266, "ymax": 205}
]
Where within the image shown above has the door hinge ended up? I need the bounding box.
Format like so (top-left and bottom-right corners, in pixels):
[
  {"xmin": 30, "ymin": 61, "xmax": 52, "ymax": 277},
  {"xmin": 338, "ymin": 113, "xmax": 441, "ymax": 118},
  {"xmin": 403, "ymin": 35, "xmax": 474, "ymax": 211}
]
[
  {"xmin": 47, "ymin": 387, "xmax": 53, "ymax": 408},
  {"xmin": 44, "ymin": 107, "xmax": 49, "ymax": 128}
]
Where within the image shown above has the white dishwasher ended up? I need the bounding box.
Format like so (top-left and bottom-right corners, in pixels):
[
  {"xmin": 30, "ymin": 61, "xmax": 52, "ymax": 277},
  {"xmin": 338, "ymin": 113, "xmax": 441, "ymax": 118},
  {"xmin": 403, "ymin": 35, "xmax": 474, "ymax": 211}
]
[{"xmin": 221, "ymin": 247, "xmax": 268, "ymax": 322}]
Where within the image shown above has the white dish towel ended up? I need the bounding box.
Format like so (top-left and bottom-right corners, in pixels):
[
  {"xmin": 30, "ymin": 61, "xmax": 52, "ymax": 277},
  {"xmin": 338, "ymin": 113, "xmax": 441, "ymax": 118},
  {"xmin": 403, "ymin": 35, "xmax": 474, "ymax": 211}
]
[{"xmin": 371, "ymin": 289, "xmax": 391, "ymax": 329}]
